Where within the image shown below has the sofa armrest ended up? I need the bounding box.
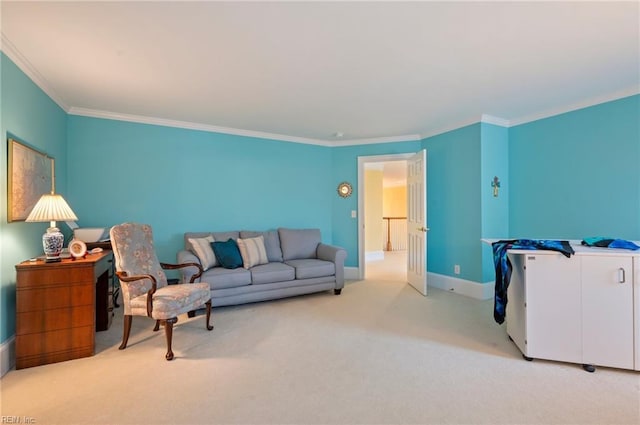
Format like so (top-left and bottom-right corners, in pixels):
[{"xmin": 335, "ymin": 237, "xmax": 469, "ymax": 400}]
[
  {"xmin": 317, "ymin": 243, "xmax": 347, "ymax": 289},
  {"xmin": 177, "ymin": 250, "xmax": 203, "ymax": 283}
]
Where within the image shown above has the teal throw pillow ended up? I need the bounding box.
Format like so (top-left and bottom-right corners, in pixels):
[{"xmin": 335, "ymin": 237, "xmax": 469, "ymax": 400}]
[{"xmin": 211, "ymin": 239, "xmax": 244, "ymax": 269}]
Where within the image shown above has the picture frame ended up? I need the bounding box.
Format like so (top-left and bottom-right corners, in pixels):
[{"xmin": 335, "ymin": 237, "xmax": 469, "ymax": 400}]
[{"xmin": 7, "ymin": 138, "xmax": 54, "ymax": 222}]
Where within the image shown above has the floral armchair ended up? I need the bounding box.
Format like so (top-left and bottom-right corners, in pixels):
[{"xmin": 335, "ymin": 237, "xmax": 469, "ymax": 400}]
[{"xmin": 110, "ymin": 223, "xmax": 213, "ymax": 360}]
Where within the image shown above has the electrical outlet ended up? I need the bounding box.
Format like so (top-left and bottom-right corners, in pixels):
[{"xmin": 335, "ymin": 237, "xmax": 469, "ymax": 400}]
[{"xmin": 454, "ymin": 264, "xmax": 460, "ymax": 275}]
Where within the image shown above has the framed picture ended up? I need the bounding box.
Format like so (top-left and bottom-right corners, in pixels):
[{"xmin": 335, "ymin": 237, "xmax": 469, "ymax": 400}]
[{"xmin": 7, "ymin": 138, "xmax": 54, "ymax": 222}]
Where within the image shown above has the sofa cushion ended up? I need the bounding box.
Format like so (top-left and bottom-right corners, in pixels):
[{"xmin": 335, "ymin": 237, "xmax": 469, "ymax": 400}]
[
  {"xmin": 212, "ymin": 231, "xmax": 239, "ymax": 242},
  {"xmin": 278, "ymin": 228, "xmax": 321, "ymax": 261},
  {"xmin": 250, "ymin": 262, "xmax": 296, "ymax": 285},
  {"xmin": 188, "ymin": 235, "xmax": 217, "ymax": 270},
  {"xmin": 285, "ymin": 259, "xmax": 335, "ymax": 279},
  {"xmin": 240, "ymin": 230, "xmax": 283, "ymax": 262},
  {"xmin": 237, "ymin": 236, "xmax": 269, "ymax": 269},
  {"xmin": 185, "ymin": 232, "xmax": 217, "ymax": 249},
  {"xmin": 202, "ymin": 267, "xmax": 252, "ymax": 290},
  {"xmin": 211, "ymin": 239, "xmax": 244, "ymax": 269}
]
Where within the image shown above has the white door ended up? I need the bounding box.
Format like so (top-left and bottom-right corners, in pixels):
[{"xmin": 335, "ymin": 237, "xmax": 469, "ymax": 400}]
[{"xmin": 407, "ymin": 149, "xmax": 427, "ymax": 295}]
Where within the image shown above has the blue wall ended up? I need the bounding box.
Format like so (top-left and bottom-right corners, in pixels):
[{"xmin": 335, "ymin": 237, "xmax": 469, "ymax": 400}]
[
  {"xmin": 422, "ymin": 124, "xmax": 484, "ymax": 282},
  {"xmin": 509, "ymin": 95, "xmax": 640, "ymax": 240},
  {"xmin": 0, "ymin": 53, "xmax": 68, "ymax": 342},
  {"xmin": 480, "ymin": 123, "xmax": 509, "ymax": 282},
  {"xmin": 67, "ymin": 116, "xmax": 334, "ymax": 264}
]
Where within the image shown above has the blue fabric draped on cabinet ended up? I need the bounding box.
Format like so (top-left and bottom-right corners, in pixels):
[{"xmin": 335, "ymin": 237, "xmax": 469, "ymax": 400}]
[{"xmin": 492, "ymin": 239, "xmax": 574, "ymax": 324}]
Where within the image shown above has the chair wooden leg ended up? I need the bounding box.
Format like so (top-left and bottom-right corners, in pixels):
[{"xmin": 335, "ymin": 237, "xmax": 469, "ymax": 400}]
[
  {"xmin": 153, "ymin": 320, "xmax": 161, "ymax": 332},
  {"xmin": 205, "ymin": 300, "xmax": 213, "ymax": 331},
  {"xmin": 164, "ymin": 318, "xmax": 177, "ymax": 361},
  {"xmin": 120, "ymin": 315, "xmax": 133, "ymax": 350}
]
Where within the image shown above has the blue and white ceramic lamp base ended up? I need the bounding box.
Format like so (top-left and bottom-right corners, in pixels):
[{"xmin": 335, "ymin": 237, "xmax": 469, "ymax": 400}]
[{"xmin": 43, "ymin": 227, "xmax": 64, "ymax": 262}]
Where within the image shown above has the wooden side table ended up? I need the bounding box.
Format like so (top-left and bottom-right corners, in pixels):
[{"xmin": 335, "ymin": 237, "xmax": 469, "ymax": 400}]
[{"xmin": 15, "ymin": 250, "xmax": 114, "ymax": 369}]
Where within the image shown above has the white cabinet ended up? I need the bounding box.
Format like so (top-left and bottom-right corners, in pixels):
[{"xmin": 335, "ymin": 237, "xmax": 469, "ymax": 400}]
[
  {"xmin": 581, "ymin": 255, "xmax": 634, "ymax": 369},
  {"xmin": 506, "ymin": 252, "xmax": 582, "ymax": 364},
  {"xmin": 506, "ymin": 248, "xmax": 638, "ymax": 371}
]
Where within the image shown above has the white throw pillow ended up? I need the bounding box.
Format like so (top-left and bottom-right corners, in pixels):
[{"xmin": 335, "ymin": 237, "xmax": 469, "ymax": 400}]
[
  {"xmin": 237, "ymin": 235, "xmax": 268, "ymax": 269},
  {"xmin": 188, "ymin": 235, "xmax": 217, "ymax": 270}
]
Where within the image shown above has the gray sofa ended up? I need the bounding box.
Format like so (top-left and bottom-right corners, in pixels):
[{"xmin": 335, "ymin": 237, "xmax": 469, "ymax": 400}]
[{"xmin": 177, "ymin": 228, "xmax": 347, "ymax": 307}]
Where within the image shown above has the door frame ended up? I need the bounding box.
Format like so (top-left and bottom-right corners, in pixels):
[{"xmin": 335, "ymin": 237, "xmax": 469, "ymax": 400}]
[{"xmin": 357, "ymin": 153, "xmax": 414, "ymax": 280}]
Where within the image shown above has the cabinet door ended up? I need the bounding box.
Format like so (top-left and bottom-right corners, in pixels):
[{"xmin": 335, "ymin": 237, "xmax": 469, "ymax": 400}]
[
  {"xmin": 582, "ymin": 256, "xmax": 634, "ymax": 369},
  {"xmin": 525, "ymin": 253, "xmax": 582, "ymax": 363},
  {"xmin": 634, "ymin": 257, "xmax": 640, "ymax": 371}
]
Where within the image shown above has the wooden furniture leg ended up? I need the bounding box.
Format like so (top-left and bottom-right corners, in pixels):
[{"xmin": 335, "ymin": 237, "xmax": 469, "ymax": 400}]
[
  {"xmin": 164, "ymin": 317, "xmax": 177, "ymax": 360},
  {"xmin": 120, "ymin": 315, "xmax": 133, "ymax": 350},
  {"xmin": 205, "ymin": 300, "xmax": 213, "ymax": 331}
]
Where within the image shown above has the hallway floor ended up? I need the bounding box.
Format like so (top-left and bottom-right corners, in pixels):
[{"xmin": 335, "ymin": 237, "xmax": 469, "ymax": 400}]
[{"xmin": 365, "ymin": 250, "xmax": 407, "ymax": 282}]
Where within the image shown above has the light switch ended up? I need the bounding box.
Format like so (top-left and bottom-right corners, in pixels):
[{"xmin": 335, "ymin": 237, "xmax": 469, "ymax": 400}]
[{"xmin": 351, "ymin": 210, "xmax": 357, "ymax": 218}]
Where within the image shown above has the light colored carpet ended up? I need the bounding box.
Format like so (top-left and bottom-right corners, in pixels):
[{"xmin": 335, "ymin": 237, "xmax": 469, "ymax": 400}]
[
  {"xmin": 366, "ymin": 250, "xmax": 407, "ymax": 282},
  {"xmin": 1, "ymin": 268, "xmax": 639, "ymax": 424}
]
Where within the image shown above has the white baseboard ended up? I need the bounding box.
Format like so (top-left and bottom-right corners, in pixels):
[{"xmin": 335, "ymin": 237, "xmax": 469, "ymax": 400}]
[
  {"xmin": 365, "ymin": 251, "xmax": 384, "ymax": 262},
  {"xmin": 345, "ymin": 267, "xmax": 360, "ymax": 281},
  {"xmin": 344, "ymin": 267, "xmax": 493, "ymax": 300},
  {"xmin": 1, "ymin": 335, "xmax": 15, "ymax": 377},
  {"xmin": 428, "ymin": 272, "xmax": 494, "ymax": 300}
]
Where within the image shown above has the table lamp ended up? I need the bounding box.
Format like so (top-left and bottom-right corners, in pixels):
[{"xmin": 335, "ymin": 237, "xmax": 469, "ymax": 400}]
[{"xmin": 26, "ymin": 191, "xmax": 78, "ymax": 262}]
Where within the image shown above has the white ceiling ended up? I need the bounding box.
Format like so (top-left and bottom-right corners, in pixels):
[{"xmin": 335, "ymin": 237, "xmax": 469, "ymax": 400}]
[{"xmin": 1, "ymin": 1, "xmax": 638, "ymax": 145}]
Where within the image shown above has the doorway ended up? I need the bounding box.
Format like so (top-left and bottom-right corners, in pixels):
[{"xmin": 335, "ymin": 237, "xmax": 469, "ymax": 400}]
[{"xmin": 357, "ymin": 153, "xmax": 413, "ymax": 282}]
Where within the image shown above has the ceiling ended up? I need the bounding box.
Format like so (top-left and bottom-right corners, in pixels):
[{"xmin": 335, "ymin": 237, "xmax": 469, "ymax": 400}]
[{"xmin": 1, "ymin": 1, "xmax": 638, "ymax": 145}]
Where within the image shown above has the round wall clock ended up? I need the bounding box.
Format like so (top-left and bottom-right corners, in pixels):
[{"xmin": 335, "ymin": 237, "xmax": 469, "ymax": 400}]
[
  {"xmin": 337, "ymin": 182, "xmax": 353, "ymax": 198},
  {"xmin": 69, "ymin": 239, "xmax": 87, "ymax": 259}
]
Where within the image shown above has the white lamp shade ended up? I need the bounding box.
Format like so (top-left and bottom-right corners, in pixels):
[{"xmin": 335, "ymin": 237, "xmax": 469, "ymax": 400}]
[{"xmin": 26, "ymin": 193, "xmax": 78, "ymax": 223}]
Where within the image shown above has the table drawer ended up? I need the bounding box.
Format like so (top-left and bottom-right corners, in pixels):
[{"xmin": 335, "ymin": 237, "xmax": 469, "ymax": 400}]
[{"xmin": 17, "ymin": 305, "xmax": 94, "ymax": 334}]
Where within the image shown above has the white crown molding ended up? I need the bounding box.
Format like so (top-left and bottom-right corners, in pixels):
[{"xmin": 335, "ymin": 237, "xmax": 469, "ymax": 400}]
[
  {"xmin": 481, "ymin": 114, "xmax": 510, "ymax": 127},
  {"xmin": 67, "ymin": 107, "xmax": 333, "ymax": 146},
  {"xmin": 68, "ymin": 107, "xmax": 423, "ymax": 147},
  {"xmin": 419, "ymin": 116, "xmax": 487, "ymax": 140},
  {"xmin": 1, "ymin": 32, "xmax": 69, "ymax": 112},
  {"xmin": 420, "ymin": 114, "xmax": 510, "ymax": 141},
  {"xmin": 509, "ymin": 86, "xmax": 640, "ymax": 127},
  {"xmin": 419, "ymin": 87, "xmax": 640, "ymax": 140},
  {"xmin": 332, "ymin": 134, "xmax": 422, "ymax": 147}
]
